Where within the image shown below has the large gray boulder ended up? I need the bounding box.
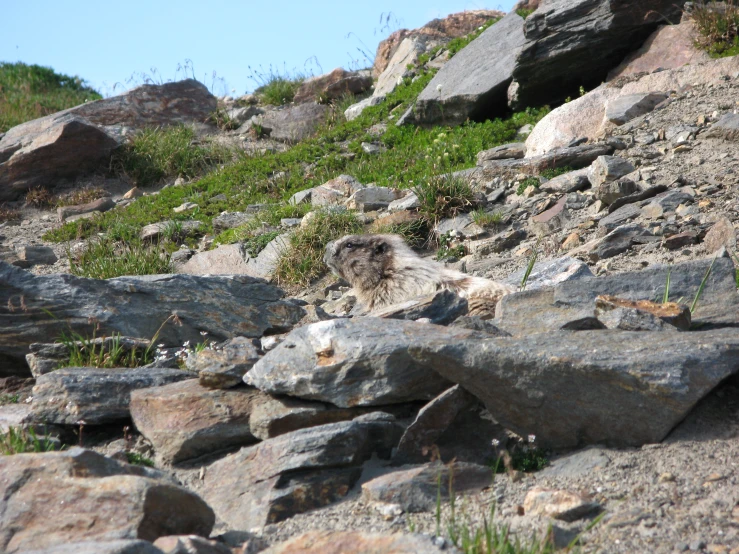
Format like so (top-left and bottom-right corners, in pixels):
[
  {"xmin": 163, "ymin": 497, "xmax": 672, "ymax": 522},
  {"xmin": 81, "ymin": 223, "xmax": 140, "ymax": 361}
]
[
  {"xmin": 256, "ymin": 103, "xmax": 330, "ymax": 143},
  {"xmin": 245, "ymin": 318, "xmax": 455, "ymax": 407},
  {"xmin": 0, "ymin": 448, "xmax": 214, "ymax": 553},
  {"xmin": 0, "ymin": 79, "xmax": 217, "ymax": 200},
  {"xmin": 403, "ymin": 13, "xmax": 526, "ymax": 126},
  {"xmin": 510, "ymin": 0, "xmax": 687, "ymax": 108},
  {"xmin": 0, "ymin": 262, "xmax": 305, "ymax": 375}
]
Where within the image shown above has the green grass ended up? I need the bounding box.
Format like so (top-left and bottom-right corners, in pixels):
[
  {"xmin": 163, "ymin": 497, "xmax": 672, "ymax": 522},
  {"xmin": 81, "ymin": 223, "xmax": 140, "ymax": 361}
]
[
  {"xmin": 243, "ymin": 230, "xmax": 280, "ymax": 257},
  {"xmin": 540, "ymin": 166, "xmax": 573, "ymax": 179},
  {"xmin": 69, "ymin": 235, "xmax": 173, "ymax": 279},
  {"xmin": 414, "ymin": 172, "xmax": 477, "ymax": 224},
  {"xmin": 516, "ymin": 8, "xmax": 536, "ymax": 18},
  {"xmin": 126, "ymin": 452, "xmax": 155, "ymax": 467},
  {"xmin": 213, "ymin": 202, "xmax": 311, "ymax": 246},
  {"xmin": 516, "ymin": 177, "xmax": 540, "ymax": 195},
  {"xmin": 435, "ymin": 232, "xmax": 467, "ymax": 261},
  {"xmin": 249, "ymin": 64, "xmax": 305, "ymax": 106},
  {"xmin": 273, "ymin": 209, "xmax": 362, "ymax": 287},
  {"xmin": 374, "ymin": 217, "xmax": 431, "ymax": 248},
  {"xmin": 111, "ymin": 125, "xmax": 233, "ymax": 187},
  {"xmin": 418, "ymin": 17, "xmax": 501, "ymax": 66},
  {"xmin": 0, "ymin": 61, "xmax": 102, "ymax": 132},
  {"xmin": 471, "ymin": 208, "xmax": 503, "ymax": 228},
  {"xmin": 0, "ymin": 427, "xmax": 57, "ymax": 455},
  {"xmin": 693, "ymin": 1, "xmax": 739, "ymax": 58},
  {"xmin": 58, "ymin": 331, "xmax": 154, "ymax": 369},
  {"xmin": 0, "ymin": 394, "xmax": 20, "ymax": 406}
]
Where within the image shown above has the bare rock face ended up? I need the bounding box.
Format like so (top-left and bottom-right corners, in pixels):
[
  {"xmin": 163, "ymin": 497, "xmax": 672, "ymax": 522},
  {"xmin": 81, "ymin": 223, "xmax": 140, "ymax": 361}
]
[
  {"xmin": 510, "ymin": 0, "xmax": 688, "ymax": 109},
  {"xmin": 256, "ymin": 103, "xmax": 330, "ymax": 143},
  {"xmin": 0, "ymin": 262, "xmax": 305, "ymax": 375},
  {"xmin": 0, "ymin": 448, "xmax": 214, "ymax": 553},
  {"xmin": 261, "ymin": 531, "xmax": 461, "ymax": 554},
  {"xmin": 293, "ymin": 68, "xmax": 372, "ymax": 104},
  {"xmin": 0, "ymin": 79, "xmax": 217, "ymax": 200},
  {"xmin": 373, "ymin": 10, "xmax": 504, "ymax": 77}
]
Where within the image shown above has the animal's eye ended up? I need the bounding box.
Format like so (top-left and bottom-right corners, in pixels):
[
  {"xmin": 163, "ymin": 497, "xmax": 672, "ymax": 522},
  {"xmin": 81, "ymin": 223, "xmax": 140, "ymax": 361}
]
[{"xmin": 344, "ymin": 242, "xmax": 354, "ymax": 249}]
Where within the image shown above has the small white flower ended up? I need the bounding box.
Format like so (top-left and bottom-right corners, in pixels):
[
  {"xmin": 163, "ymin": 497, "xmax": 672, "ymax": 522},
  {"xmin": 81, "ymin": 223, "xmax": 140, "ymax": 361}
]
[
  {"xmin": 183, "ymin": 340, "xmax": 190, "ymax": 347},
  {"xmin": 491, "ymin": 438, "xmax": 500, "ymax": 447},
  {"xmin": 528, "ymin": 434, "xmax": 536, "ymax": 444},
  {"xmin": 200, "ymin": 331, "xmax": 208, "ymax": 336},
  {"xmin": 157, "ymin": 343, "xmax": 165, "ymax": 348},
  {"xmin": 436, "ymin": 84, "xmax": 443, "ymax": 92}
]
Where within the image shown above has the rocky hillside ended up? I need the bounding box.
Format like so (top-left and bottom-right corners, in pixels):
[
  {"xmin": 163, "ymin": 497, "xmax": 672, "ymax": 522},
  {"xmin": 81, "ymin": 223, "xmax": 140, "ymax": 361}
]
[{"xmin": 1, "ymin": 1, "xmax": 739, "ymax": 553}]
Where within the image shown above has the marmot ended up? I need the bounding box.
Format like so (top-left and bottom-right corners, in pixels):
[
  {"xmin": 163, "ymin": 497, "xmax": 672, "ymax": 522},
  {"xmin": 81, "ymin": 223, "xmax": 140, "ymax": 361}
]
[{"xmin": 324, "ymin": 234, "xmax": 515, "ymax": 314}]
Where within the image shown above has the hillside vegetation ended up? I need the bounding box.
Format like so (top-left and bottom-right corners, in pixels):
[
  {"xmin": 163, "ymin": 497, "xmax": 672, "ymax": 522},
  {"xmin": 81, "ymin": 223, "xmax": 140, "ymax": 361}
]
[{"xmin": 0, "ymin": 61, "xmax": 101, "ymax": 133}]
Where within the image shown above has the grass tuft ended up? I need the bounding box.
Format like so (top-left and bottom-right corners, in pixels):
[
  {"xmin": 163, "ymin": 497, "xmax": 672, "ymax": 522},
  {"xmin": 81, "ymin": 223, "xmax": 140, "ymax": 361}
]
[
  {"xmin": 414, "ymin": 173, "xmax": 476, "ymax": 224},
  {"xmin": 0, "ymin": 62, "xmax": 101, "ymax": 133},
  {"xmin": 126, "ymin": 452, "xmax": 155, "ymax": 467},
  {"xmin": 58, "ymin": 331, "xmax": 153, "ymax": 369},
  {"xmin": 249, "ymin": 64, "xmax": 305, "ymax": 106},
  {"xmin": 69, "ymin": 236, "xmax": 172, "ymax": 279},
  {"xmin": 471, "ymin": 208, "xmax": 502, "ymax": 228},
  {"xmin": 0, "ymin": 427, "xmax": 56, "ymax": 455},
  {"xmin": 111, "ymin": 125, "xmax": 232, "ymax": 187},
  {"xmin": 693, "ymin": 0, "xmax": 739, "ymax": 57},
  {"xmin": 273, "ymin": 209, "xmax": 362, "ymax": 287},
  {"xmin": 0, "ymin": 204, "xmax": 21, "ymax": 223}
]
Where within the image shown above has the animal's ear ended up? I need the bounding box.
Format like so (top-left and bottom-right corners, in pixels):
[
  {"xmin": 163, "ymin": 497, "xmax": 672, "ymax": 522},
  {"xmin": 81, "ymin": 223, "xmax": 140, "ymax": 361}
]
[{"xmin": 374, "ymin": 241, "xmax": 388, "ymax": 255}]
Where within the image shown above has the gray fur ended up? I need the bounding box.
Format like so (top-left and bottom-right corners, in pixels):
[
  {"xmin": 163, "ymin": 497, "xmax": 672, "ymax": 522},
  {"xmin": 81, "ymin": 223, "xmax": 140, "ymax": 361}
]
[{"xmin": 324, "ymin": 234, "xmax": 515, "ymax": 312}]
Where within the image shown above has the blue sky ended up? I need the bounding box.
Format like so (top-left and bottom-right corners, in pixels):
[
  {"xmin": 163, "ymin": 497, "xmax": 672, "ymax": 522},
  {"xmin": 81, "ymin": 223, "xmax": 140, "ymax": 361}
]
[{"xmin": 2, "ymin": 1, "xmax": 517, "ymax": 97}]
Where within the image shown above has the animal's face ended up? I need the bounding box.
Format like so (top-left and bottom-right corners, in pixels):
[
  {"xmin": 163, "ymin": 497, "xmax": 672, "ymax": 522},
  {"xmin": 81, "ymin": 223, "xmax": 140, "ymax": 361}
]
[{"xmin": 324, "ymin": 234, "xmax": 391, "ymax": 287}]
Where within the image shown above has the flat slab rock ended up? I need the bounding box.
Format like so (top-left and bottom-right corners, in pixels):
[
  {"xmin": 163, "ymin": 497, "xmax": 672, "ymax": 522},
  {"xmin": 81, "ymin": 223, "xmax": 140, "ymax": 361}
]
[
  {"xmin": 31, "ymin": 367, "xmax": 193, "ymax": 425},
  {"xmin": 260, "ymin": 531, "xmax": 461, "ymax": 554},
  {"xmin": 0, "ymin": 448, "xmax": 213, "ymax": 553},
  {"xmin": 245, "ymin": 318, "xmax": 456, "ymax": 407},
  {"xmin": 0, "ymin": 262, "xmax": 305, "ymax": 375},
  {"xmin": 20, "ymin": 540, "xmax": 165, "ymax": 554},
  {"xmin": 268, "ymin": 318, "xmax": 739, "ymax": 449},
  {"xmin": 202, "ymin": 417, "xmax": 400, "ymax": 529}
]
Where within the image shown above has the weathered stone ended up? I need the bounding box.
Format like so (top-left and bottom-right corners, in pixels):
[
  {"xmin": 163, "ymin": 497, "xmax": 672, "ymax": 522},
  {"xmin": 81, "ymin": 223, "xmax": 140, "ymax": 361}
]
[
  {"xmin": 260, "ymin": 531, "xmax": 460, "ymax": 554},
  {"xmin": 663, "ymin": 231, "xmax": 698, "ymax": 250},
  {"xmin": 293, "ymin": 68, "xmax": 372, "ymax": 104},
  {"xmin": 523, "ymin": 488, "xmax": 602, "ymax": 522},
  {"xmin": 0, "ymin": 262, "xmax": 305, "ymax": 374},
  {"xmin": 346, "ymin": 186, "xmax": 402, "ymax": 212},
  {"xmin": 704, "ymin": 113, "xmax": 739, "ymax": 141},
  {"xmin": 153, "ymin": 535, "xmax": 230, "ymax": 554},
  {"xmin": 57, "ymin": 196, "xmax": 115, "ymax": 222},
  {"xmin": 31, "ymin": 367, "xmax": 193, "ymax": 425},
  {"xmin": 344, "ymin": 95, "xmax": 385, "ymax": 121},
  {"xmin": 588, "ymin": 156, "xmax": 636, "ymax": 187},
  {"xmin": 598, "ymin": 203, "xmax": 642, "ymax": 230},
  {"xmin": 212, "ymin": 211, "xmax": 254, "ymax": 233},
  {"xmin": 477, "ymin": 143, "xmax": 526, "ymax": 163},
  {"xmin": 540, "ymin": 448, "xmax": 610, "ymax": 478},
  {"xmin": 173, "ymin": 202, "xmax": 197, "ymax": 214},
  {"xmin": 246, "ymin": 318, "xmax": 453, "ymax": 407},
  {"xmin": 477, "ymin": 144, "xmax": 613, "ymax": 179},
  {"xmin": 468, "ymin": 229, "xmax": 527, "ymax": 256},
  {"xmin": 256, "ymin": 103, "xmax": 330, "ymax": 143},
  {"xmin": 202, "ymin": 418, "xmax": 399, "ymax": 529},
  {"xmin": 607, "ymin": 184, "xmax": 668, "ymax": 214},
  {"xmin": 312, "ymin": 174, "xmax": 364, "ymax": 207},
  {"xmin": 530, "ymin": 196, "xmax": 567, "ymax": 236},
  {"xmin": 374, "ymin": 37, "xmax": 429, "ymax": 97},
  {"xmin": 21, "ymin": 540, "xmax": 165, "ymax": 554},
  {"xmin": 393, "ymin": 385, "xmax": 477, "ymax": 464},
  {"xmin": 13, "ymin": 245, "xmax": 57, "ymax": 268},
  {"xmin": 371, "ymin": 290, "xmax": 469, "ymax": 325},
  {"xmin": 539, "ymin": 168, "xmax": 590, "ymax": 193},
  {"xmin": 140, "ymin": 220, "xmax": 202, "ymax": 242},
  {"xmin": 502, "ymin": 256, "xmax": 593, "ymax": 291},
  {"xmin": 511, "ymin": 0, "xmax": 687, "ymax": 109},
  {"xmin": 584, "ymin": 223, "xmax": 652, "ymax": 261},
  {"xmin": 704, "ymin": 216, "xmax": 736, "ymax": 253},
  {"xmin": 608, "ymin": 20, "xmax": 711, "ymax": 80},
  {"xmin": 406, "ymin": 13, "xmax": 526, "ymax": 126},
  {"xmin": 226, "ymin": 105, "xmax": 262, "ymax": 125},
  {"xmin": 605, "ymin": 93, "xmax": 668, "ymax": 125},
  {"xmin": 130, "ymin": 380, "xmax": 260, "ymax": 464},
  {"xmin": 450, "ymin": 316, "xmax": 510, "ymax": 336},
  {"xmin": 388, "ymin": 192, "xmax": 419, "ymax": 212},
  {"xmin": 435, "ymin": 213, "xmax": 485, "ymax": 239},
  {"xmin": 0, "ymin": 448, "xmax": 214, "ymax": 553},
  {"xmin": 595, "ymin": 295, "xmax": 691, "ymax": 331},
  {"xmin": 594, "ymin": 178, "xmax": 638, "ymax": 206},
  {"xmin": 362, "ymin": 461, "xmax": 492, "ymax": 512},
  {"xmin": 186, "ymin": 337, "xmax": 262, "ymax": 389}
]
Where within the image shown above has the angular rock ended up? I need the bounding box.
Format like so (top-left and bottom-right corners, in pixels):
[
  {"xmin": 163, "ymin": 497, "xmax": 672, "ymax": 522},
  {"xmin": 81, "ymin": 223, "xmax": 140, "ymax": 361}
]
[
  {"xmin": 588, "ymin": 156, "xmax": 636, "ymax": 187},
  {"xmin": 511, "ymin": 0, "xmax": 686, "ymax": 108},
  {"xmin": 393, "ymin": 385, "xmax": 477, "ymax": 465},
  {"xmin": 539, "ymin": 168, "xmax": 590, "ymax": 193},
  {"xmin": 346, "ymin": 186, "xmax": 402, "ymax": 212},
  {"xmin": 476, "ymin": 144, "xmax": 613, "ymax": 179},
  {"xmin": 704, "ymin": 113, "xmax": 739, "ymax": 141},
  {"xmin": 130, "ymin": 380, "xmax": 260, "ymax": 464},
  {"xmin": 260, "ymin": 531, "xmax": 460, "ymax": 554},
  {"xmin": 607, "ymin": 184, "xmax": 668, "ymax": 214},
  {"xmin": 540, "ymin": 448, "xmax": 611, "ymax": 478},
  {"xmin": 594, "ymin": 178, "xmax": 638, "ymax": 206},
  {"xmin": 502, "ymin": 256, "xmax": 593, "ymax": 291},
  {"xmin": 293, "ymin": 68, "xmax": 372, "ymax": 104},
  {"xmin": 57, "ymin": 196, "xmax": 116, "ymax": 222},
  {"xmin": 140, "ymin": 220, "xmax": 202, "ymax": 242},
  {"xmin": 256, "ymin": 103, "xmax": 330, "ymax": 143},
  {"xmin": 530, "ymin": 196, "xmax": 567, "ymax": 236},
  {"xmin": 374, "ymin": 37, "xmax": 429, "ymax": 97},
  {"xmin": 584, "ymin": 223, "xmax": 651, "ymax": 261},
  {"xmin": 406, "ymin": 13, "xmax": 526, "ymax": 126},
  {"xmin": 15, "ymin": 245, "xmax": 58, "ymax": 267},
  {"xmin": 371, "ymin": 290, "xmax": 469, "ymax": 325},
  {"xmin": 595, "ymin": 295, "xmax": 691, "ymax": 331},
  {"xmin": 468, "ymin": 228, "xmax": 527, "ymax": 255},
  {"xmin": 605, "ymin": 92, "xmax": 668, "ymax": 125},
  {"xmin": 388, "ymin": 192, "xmax": 419, "ymax": 212},
  {"xmin": 186, "ymin": 337, "xmax": 262, "ymax": 389},
  {"xmin": 598, "ymin": 203, "xmax": 642, "ymax": 230},
  {"xmin": 31, "ymin": 367, "xmax": 193, "ymax": 425},
  {"xmin": 154, "ymin": 536, "xmax": 231, "ymax": 554},
  {"xmin": 202, "ymin": 418, "xmax": 399, "ymax": 529},
  {"xmin": 476, "ymin": 142, "xmax": 526, "ymax": 163},
  {"xmin": 523, "ymin": 488, "xmax": 601, "ymax": 522},
  {"xmin": 212, "ymin": 211, "xmax": 254, "ymax": 233},
  {"xmin": 0, "ymin": 262, "xmax": 305, "ymax": 374},
  {"xmin": 663, "ymin": 230, "xmax": 698, "ymax": 250},
  {"xmin": 0, "ymin": 448, "xmax": 213, "ymax": 553},
  {"xmin": 704, "ymin": 216, "xmax": 736, "ymax": 254},
  {"xmin": 362, "ymin": 461, "xmax": 493, "ymax": 512},
  {"xmin": 246, "ymin": 319, "xmax": 454, "ymax": 407},
  {"xmin": 435, "ymin": 213, "xmax": 485, "ymax": 239},
  {"xmin": 344, "ymin": 95, "xmax": 385, "ymax": 121}
]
